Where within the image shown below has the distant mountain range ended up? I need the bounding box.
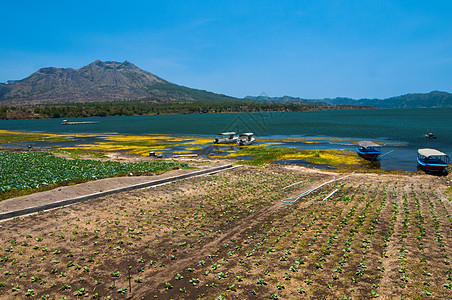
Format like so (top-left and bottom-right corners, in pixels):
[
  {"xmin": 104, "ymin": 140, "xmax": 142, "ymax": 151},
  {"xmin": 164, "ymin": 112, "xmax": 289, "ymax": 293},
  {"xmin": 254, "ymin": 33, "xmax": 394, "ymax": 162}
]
[
  {"xmin": 0, "ymin": 60, "xmax": 237, "ymax": 105},
  {"xmin": 246, "ymin": 91, "xmax": 452, "ymax": 109},
  {"xmin": 0, "ymin": 60, "xmax": 450, "ymax": 109}
]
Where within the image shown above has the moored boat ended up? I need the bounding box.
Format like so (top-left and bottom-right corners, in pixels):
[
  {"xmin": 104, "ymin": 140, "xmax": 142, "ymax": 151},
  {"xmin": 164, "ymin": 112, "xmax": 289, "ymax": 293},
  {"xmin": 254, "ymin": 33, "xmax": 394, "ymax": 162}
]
[
  {"xmin": 237, "ymin": 133, "xmax": 255, "ymax": 146},
  {"xmin": 357, "ymin": 141, "xmax": 381, "ymax": 161},
  {"xmin": 417, "ymin": 148, "xmax": 450, "ymax": 173},
  {"xmin": 213, "ymin": 132, "xmax": 238, "ymax": 144}
]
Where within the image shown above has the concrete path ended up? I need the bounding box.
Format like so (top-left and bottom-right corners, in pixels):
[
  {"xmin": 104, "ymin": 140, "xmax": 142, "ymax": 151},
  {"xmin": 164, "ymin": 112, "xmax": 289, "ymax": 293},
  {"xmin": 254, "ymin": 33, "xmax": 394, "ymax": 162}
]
[{"xmin": 0, "ymin": 164, "xmax": 236, "ymax": 221}]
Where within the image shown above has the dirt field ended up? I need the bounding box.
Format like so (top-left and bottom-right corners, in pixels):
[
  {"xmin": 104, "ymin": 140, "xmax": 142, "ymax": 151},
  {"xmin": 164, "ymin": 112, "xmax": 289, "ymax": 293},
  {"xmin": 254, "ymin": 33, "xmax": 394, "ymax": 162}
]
[{"xmin": 0, "ymin": 162, "xmax": 451, "ymax": 299}]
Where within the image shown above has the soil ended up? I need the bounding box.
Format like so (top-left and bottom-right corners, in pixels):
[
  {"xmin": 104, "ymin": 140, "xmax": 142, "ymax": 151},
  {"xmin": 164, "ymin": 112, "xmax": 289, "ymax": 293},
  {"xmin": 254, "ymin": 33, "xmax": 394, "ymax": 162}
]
[
  {"xmin": 0, "ymin": 157, "xmax": 451, "ymax": 299},
  {"xmin": 0, "ymin": 155, "xmax": 227, "ymax": 215}
]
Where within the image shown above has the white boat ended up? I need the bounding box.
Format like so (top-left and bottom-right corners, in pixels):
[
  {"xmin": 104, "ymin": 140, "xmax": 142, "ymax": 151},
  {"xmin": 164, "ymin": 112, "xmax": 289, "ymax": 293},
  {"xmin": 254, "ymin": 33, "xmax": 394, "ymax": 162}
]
[
  {"xmin": 417, "ymin": 148, "xmax": 450, "ymax": 173},
  {"xmin": 237, "ymin": 133, "xmax": 255, "ymax": 146},
  {"xmin": 213, "ymin": 132, "xmax": 238, "ymax": 144},
  {"xmin": 61, "ymin": 119, "xmax": 98, "ymax": 125}
]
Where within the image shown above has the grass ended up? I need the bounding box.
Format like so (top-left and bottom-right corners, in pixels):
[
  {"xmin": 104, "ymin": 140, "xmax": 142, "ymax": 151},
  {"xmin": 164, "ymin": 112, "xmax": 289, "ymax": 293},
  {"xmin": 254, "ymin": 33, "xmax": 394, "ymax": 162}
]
[
  {"xmin": 0, "ymin": 130, "xmax": 74, "ymax": 144},
  {"xmin": 51, "ymin": 149, "xmax": 107, "ymax": 159},
  {"xmin": 233, "ymin": 146, "xmax": 299, "ymax": 166},
  {"xmin": 0, "ymin": 130, "xmax": 212, "ymax": 156},
  {"xmin": 232, "ymin": 146, "xmax": 361, "ymax": 168}
]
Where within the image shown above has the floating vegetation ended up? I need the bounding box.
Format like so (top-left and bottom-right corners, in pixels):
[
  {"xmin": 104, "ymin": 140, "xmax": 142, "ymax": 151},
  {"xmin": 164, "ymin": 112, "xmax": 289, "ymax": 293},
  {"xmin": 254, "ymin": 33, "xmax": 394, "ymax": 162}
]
[
  {"xmin": 282, "ymin": 149, "xmax": 361, "ymax": 166},
  {"xmin": 0, "ymin": 130, "xmax": 407, "ymax": 172},
  {"xmin": 232, "ymin": 146, "xmax": 299, "ymax": 166},
  {"xmin": 0, "ymin": 130, "xmax": 75, "ymax": 144}
]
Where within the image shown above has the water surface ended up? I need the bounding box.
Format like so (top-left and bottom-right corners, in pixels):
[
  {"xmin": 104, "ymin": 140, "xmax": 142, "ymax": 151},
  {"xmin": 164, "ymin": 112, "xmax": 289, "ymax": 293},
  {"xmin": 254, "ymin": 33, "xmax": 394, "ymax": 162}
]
[{"xmin": 1, "ymin": 108, "xmax": 450, "ymax": 171}]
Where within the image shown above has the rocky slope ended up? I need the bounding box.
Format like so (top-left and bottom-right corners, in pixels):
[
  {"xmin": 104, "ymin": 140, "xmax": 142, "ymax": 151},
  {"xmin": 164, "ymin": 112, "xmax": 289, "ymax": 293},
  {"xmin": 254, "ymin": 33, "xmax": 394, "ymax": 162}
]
[{"xmin": 0, "ymin": 60, "xmax": 237, "ymax": 105}]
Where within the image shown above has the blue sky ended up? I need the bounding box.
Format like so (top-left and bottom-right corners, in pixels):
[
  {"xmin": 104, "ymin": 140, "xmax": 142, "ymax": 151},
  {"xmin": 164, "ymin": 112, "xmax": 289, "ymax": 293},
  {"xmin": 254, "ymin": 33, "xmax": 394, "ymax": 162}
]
[{"xmin": 1, "ymin": 0, "xmax": 451, "ymax": 99}]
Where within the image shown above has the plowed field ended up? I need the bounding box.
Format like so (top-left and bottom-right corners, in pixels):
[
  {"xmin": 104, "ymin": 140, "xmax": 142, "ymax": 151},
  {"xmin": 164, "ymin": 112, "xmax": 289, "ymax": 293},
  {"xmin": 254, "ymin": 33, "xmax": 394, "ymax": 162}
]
[{"xmin": 0, "ymin": 165, "xmax": 451, "ymax": 299}]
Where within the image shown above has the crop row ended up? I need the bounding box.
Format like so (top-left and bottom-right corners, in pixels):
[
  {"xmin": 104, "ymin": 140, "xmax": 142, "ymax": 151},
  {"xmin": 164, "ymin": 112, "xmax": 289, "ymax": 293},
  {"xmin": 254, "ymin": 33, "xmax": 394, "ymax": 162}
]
[
  {"xmin": 0, "ymin": 167, "xmax": 450, "ymax": 299},
  {"xmin": 0, "ymin": 152, "xmax": 186, "ymax": 192}
]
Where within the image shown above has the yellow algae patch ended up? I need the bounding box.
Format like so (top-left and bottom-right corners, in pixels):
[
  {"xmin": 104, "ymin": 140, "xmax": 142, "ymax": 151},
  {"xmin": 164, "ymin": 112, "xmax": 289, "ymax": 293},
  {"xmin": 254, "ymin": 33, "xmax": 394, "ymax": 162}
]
[
  {"xmin": 92, "ymin": 133, "xmax": 212, "ymax": 148},
  {"xmin": 184, "ymin": 137, "xmax": 214, "ymax": 145},
  {"xmin": 0, "ymin": 130, "xmax": 77, "ymax": 143},
  {"xmin": 282, "ymin": 149, "xmax": 360, "ymax": 166},
  {"xmin": 226, "ymin": 152, "xmax": 248, "ymax": 158}
]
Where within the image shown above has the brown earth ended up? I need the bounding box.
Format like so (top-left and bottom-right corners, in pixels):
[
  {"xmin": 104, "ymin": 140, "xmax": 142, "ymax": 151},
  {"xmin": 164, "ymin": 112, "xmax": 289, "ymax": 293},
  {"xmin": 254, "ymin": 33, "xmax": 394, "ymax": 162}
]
[{"xmin": 0, "ymin": 160, "xmax": 451, "ymax": 299}]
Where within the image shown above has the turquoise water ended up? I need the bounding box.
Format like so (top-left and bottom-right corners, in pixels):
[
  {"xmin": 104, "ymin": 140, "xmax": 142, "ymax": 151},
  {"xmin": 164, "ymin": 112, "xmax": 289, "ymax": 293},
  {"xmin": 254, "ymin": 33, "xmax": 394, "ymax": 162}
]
[{"xmin": 1, "ymin": 108, "xmax": 451, "ymax": 171}]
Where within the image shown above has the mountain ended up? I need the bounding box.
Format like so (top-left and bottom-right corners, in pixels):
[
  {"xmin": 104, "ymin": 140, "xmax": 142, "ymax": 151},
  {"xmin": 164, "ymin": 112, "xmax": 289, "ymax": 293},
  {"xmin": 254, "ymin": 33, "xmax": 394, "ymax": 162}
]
[
  {"xmin": 247, "ymin": 91, "xmax": 452, "ymax": 108},
  {"xmin": 0, "ymin": 60, "xmax": 238, "ymax": 105},
  {"xmin": 245, "ymin": 95, "xmax": 328, "ymax": 106}
]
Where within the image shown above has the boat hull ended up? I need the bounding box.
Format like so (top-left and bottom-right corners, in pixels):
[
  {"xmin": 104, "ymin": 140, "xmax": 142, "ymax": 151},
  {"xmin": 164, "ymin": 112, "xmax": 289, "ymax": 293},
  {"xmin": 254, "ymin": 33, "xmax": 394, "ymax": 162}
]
[
  {"xmin": 357, "ymin": 149, "xmax": 381, "ymax": 161},
  {"xmin": 237, "ymin": 138, "xmax": 255, "ymax": 146},
  {"xmin": 213, "ymin": 138, "xmax": 237, "ymax": 144},
  {"xmin": 417, "ymin": 157, "xmax": 448, "ymax": 172}
]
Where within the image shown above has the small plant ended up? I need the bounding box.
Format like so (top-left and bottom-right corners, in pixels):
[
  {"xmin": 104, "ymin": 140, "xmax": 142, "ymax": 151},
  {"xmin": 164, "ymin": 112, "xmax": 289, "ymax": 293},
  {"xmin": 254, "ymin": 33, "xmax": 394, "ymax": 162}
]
[
  {"xmin": 164, "ymin": 282, "xmax": 173, "ymax": 289},
  {"xmin": 74, "ymin": 288, "xmax": 85, "ymax": 296},
  {"xmin": 110, "ymin": 271, "xmax": 120, "ymax": 277},
  {"xmin": 189, "ymin": 278, "xmax": 200, "ymax": 286},
  {"xmin": 60, "ymin": 284, "xmax": 71, "ymax": 291}
]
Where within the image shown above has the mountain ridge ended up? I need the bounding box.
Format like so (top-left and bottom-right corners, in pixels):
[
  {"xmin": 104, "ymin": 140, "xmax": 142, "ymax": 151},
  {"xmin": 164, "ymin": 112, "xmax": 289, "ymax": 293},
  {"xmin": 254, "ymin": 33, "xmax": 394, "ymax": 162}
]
[
  {"xmin": 0, "ymin": 60, "xmax": 238, "ymax": 105},
  {"xmin": 246, "ymin": 90, "xmax": 452, "ymax": 108},
  {"xmin": 1, "ymin": 60, "xmax": 450, "ymax": 108}
]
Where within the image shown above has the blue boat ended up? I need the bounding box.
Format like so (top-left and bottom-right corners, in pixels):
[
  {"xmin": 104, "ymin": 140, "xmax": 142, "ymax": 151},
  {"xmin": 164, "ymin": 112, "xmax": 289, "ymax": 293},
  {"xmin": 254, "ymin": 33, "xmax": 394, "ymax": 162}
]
[
  {"xmin": 417, "ymin": 148, "xmax": 450, "ymax": 173},
  {"xmin": 357, "ymin": 141, "xmax": 381, "ymax": 161}
]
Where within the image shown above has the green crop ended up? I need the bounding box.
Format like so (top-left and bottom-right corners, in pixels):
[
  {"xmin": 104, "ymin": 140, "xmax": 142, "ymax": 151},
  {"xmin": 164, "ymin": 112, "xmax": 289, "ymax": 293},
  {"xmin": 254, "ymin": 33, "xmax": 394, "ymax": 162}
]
[{"xmin": 0, "ymin": 152, "xmax": 186, "ymax": 192}]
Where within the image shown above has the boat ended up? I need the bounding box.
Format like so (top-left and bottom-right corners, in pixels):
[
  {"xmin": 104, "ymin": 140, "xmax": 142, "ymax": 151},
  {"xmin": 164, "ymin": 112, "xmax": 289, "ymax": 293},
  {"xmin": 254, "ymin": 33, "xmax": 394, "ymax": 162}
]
[
  {"xmin": 417, "ymin": 148, "xmax": 450, "ymax": 173},
  {"xmin": 213, "ymin": 132, "xmax": 238, "ymax": 144},
  {"xmin": 237, "ymin": 133, "xmax": 255, "ymax": 146},
  {"xmin": 425, "ymin": 132, "xmax": 437, "ymax": 139},
  {"xmin": 61, "ymin": 120, "xmax": 98, "ymax": 125},
  {"xmin": 357, "ymin": 141, "xmax": 381, "ymax": 161}
]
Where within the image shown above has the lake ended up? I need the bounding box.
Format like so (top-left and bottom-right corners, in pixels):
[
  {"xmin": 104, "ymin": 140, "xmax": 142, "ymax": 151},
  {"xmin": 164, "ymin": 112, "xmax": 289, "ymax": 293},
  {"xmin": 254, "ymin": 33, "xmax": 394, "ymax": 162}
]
[{"xmin": 1, "ymin": 108, "xmax": 451, "ymax": 171}]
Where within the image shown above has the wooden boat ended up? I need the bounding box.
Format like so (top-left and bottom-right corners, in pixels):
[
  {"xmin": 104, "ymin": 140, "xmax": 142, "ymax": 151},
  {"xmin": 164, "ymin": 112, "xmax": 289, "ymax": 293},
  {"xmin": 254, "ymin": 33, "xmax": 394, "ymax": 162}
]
[
  {"xmin": 237, "ymin": 133, "xmax": 255, "ymax": 146},
  {"xmin": 357, "ymin": 141, "xmax": 381, "ymax": 161},
  {"xmin": 213, "ymin": 132, "xmax": 238, "ymax": 144},
  {"xmin": 417, "ymin": 148, "xmax": 450, "ymax": 173}
]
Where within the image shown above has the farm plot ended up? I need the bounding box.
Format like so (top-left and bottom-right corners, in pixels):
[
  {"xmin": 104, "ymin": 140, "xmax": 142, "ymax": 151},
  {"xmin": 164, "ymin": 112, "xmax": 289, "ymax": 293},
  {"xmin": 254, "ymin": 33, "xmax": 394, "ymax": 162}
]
[
  {"xmin": 0, "ymin": 165, "xmax": 450, "ymax": 299},
  {"xmin": 0, "ymin": 152, "xmax": 186, "ymax": 196}
]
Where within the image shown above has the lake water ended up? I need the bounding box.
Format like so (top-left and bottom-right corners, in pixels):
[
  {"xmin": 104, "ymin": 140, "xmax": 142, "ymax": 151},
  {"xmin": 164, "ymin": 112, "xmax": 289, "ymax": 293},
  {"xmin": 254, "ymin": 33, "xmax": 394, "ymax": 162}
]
[{"xmin": 1, "ymin": 108, "xmax": 451, "ymax": 171}]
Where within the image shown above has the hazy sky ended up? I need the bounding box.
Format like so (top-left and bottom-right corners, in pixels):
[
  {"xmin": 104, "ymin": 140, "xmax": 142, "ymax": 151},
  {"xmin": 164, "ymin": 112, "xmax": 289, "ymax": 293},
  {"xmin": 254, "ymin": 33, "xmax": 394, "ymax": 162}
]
[{"xmin": 1, "ymin": 0, "xmax": 451, "ymax": 99}]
